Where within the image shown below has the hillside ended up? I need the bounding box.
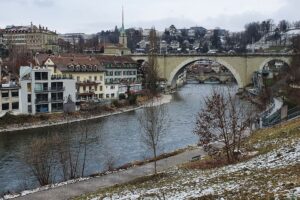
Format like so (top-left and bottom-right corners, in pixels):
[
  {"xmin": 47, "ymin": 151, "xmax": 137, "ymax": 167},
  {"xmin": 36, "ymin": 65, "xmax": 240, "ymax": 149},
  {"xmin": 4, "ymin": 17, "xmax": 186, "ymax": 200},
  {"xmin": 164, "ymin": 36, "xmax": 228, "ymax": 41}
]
[{"xmin": 74, "ymin": 118, "xmax": 300, "ymax": 200}]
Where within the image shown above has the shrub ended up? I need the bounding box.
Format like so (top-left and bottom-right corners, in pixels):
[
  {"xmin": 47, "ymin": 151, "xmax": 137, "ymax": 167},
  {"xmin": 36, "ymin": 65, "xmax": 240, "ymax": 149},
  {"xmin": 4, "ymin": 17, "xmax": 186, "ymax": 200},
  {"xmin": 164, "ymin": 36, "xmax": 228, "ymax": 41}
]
[
  {"xmin": 111, "ymin": 99, "xmax": 121, "ymax": 108},
  {"xmin": 119, "ymin": 93, "xmax": 126, "ymax": 100},
  {"xmin": 128, "ymin": 94, "xmax": 137, "ymax": 105}
]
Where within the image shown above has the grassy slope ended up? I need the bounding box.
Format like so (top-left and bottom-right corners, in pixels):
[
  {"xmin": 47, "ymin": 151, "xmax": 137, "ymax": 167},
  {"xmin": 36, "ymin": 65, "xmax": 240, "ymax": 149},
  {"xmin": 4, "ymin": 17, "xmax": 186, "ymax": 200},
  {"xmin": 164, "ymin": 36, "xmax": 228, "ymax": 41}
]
[{"xmin": 74, "ymin": 118, "xmax": 300, "ymax": 200}]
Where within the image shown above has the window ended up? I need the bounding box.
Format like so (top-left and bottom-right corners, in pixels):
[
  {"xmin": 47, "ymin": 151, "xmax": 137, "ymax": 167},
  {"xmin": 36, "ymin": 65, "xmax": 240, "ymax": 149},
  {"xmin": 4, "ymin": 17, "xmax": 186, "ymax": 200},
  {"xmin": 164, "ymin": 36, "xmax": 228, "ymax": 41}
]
[
  {"xmin": 36, "ymin": 104, "xmax": 49, "ymax": 113},
  {"xmin": 89, "ymin": 86, "xmax": 92, "ymax": 91},
  {"xmin": 35, "ymin": 72, "xmax": 48, "ymax": 80},
  {"xmin": 1, "ymin": 92, "xmax": 9, "ymax": 98},
  {"xmin": 110, "ymin": 86, "xmax": 115, "ymax": 89},
  {"xmin": 89, "ymin": 76, "xmax": 92, "ymax": 81},
  {"xmin": 83, "ymin": 86, "xmax": 86, "ymax": 91},
  {"xmin": 114, "ymin": 71, "xmax": 121, "ymax": 76},
  {"xmin": 100, "ymin": 75, "xmax": 103, "ymax": 81},
  {"xmin": 28, "ymin": 94, "xmax": 31, "ymax": 103},
  {"xmin": 35, "ymin": 83, "xmax": 48, "ymax": 91},
  {"xmin": 51, "ymin": 92, "xmax": 63, "ymax": 101},
  {"xmin": 28, "ymin": 105, "xmax": 32, "ymax": 113},
  {"xmin": 12, "ymin": 91, "xmax": 19, "ymax": 97},
  {"xmin": 106, "ymin": 94, "xmax": 110, "ymax": 98},
  {"xmin": 99, "ymin": 94, "xmax": 103, "ymax": 98},
  {"xmin": 12, "ymin": 102, "xmax": 19, "ymax": 110},
  {"xmin": 100, "ymin": 86, "xmax": 103, "ymax": 91},
  {"xmin": 77, "ymin": 76, "xmax": 80, "ymax": 82},
  {"xmin": 94, "ymin": 76, "xmax": 97, "ymax": 81},
  {"xmin": 2, "ymin": 103, "xmax": 9, "ymax": 110},
  {"xmin": 95, "ymin": 86, "xmax": 97, "ymax": 91},
  {"xmin": 52, "ymin": 103, "xmax": 63, "ymax": 111},
  {"xmin": 111, "ymin": 93, "xmax": 115, "ymax": 98},
  {"xmin": 51, "ymin": 82, "xmax": 63, "ymax": 90},
  {"xmin": 36, "ymin": 94, "xmax": 48, "ymax": 102}
]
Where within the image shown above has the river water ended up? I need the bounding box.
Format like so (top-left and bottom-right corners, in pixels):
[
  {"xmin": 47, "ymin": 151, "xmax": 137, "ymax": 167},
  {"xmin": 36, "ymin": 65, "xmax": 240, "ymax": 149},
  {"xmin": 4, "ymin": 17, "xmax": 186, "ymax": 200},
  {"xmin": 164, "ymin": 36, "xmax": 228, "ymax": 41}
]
[{"xmin": 0, "ymin": 84, "xmax": 237, "ymax": 194}]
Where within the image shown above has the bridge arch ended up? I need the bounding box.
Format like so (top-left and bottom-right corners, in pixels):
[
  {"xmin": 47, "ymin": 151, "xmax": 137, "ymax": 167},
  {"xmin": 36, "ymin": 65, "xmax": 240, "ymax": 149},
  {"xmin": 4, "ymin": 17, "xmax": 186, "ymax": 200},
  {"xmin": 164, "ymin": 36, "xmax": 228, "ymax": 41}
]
[
  {"xmin": 258, "ymin": 57, "xmax": 291, "ymax": 71},
  {"xmin": 168, "ymin": 57, "xmax": 243, "ymax": 88}
]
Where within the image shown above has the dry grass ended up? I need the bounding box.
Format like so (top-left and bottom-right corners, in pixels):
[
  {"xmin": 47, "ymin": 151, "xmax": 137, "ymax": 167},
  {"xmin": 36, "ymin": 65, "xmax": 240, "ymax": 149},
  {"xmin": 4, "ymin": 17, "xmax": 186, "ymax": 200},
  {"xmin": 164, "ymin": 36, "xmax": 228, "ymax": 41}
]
[{"xmin": 72, "ymin": 118, "xmax": 300, "ymax": 200}]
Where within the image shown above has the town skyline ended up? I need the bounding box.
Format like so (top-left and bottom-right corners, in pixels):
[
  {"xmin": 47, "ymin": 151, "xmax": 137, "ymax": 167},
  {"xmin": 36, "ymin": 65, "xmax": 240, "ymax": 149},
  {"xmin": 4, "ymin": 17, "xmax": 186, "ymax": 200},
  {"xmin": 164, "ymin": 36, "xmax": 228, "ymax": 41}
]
[{"xmin": 1, "ymin": 0, "xmax": 300, "ymax": 34}]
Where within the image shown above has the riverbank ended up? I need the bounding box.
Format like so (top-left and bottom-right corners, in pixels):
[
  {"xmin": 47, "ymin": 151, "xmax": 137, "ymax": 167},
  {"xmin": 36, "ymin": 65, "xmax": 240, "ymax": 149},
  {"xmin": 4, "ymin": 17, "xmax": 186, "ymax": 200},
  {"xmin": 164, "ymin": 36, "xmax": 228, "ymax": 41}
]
[
  {"xmin": 3, "ymin": 144, "xmax": 204, "ymax": 200},
  {"xmin": 71, "ymin": 118, "xmax": 300, "ymax": 200},
  {"xmin": 0, "ymin": 94, "xmax": 172, "ymax": 134}
]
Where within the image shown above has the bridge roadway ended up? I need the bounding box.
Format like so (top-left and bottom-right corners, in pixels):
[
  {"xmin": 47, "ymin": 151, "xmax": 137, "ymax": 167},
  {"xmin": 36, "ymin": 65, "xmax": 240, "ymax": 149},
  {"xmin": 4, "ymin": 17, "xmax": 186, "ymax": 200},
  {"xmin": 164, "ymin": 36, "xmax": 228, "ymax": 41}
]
[{"xmin": 130, "ymin": 53, "xmax": 295, "ymax": 88}]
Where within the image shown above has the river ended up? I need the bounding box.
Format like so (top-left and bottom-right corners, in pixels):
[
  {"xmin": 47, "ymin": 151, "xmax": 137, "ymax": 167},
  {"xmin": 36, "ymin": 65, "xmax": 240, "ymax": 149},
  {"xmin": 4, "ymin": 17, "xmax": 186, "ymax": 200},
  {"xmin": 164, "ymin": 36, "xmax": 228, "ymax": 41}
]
[{"xmin": 0, "ymin": 84, "xmax": 237, "ymax": 194}]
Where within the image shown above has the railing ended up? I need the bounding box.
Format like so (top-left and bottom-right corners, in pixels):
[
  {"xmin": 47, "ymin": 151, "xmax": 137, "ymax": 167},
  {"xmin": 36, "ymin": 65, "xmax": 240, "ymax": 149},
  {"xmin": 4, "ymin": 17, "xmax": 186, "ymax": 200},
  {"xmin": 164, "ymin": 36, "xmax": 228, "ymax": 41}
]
[
  {"xmin": 51, "ymin": 74, "xmax": 73, "ymax": 80},
  {"xmin": 35, "ymin": 98, "xmax": 50, "ymax": 104},
  {"xmin": 262, "ymin": 106, "xmax": 300, "ymax": 127},
  {"xmin": 51, "ymin": 98, "xmax": 64, "ymax": 103},
  {"xmin": 76, "ymin": 81, "xmax": 100, "ymax": 85},
  {"xmin": 35, "ymin": 87, "xmax": 65, "ymax": 93}
]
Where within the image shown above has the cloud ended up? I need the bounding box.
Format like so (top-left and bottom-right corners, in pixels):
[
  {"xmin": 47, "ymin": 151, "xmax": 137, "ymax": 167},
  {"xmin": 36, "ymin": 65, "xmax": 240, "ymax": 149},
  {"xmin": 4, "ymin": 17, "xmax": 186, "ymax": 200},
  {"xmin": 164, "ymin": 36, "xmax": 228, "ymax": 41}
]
[
  {"xmin": 33, "ymin": 0, "xmax": 54, "ymax": 7},
  {"xmin": 0, "ymin": 0, "xmax": 299, "ymax": 33}
]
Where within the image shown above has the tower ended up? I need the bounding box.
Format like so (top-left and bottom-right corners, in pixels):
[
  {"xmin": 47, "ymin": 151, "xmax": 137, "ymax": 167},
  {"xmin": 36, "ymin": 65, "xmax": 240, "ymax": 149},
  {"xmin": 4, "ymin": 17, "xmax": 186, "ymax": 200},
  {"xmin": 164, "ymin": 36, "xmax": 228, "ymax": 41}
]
[{"xmin": 119, "ymin": 6, "xmax": 128, "ymax": 48}]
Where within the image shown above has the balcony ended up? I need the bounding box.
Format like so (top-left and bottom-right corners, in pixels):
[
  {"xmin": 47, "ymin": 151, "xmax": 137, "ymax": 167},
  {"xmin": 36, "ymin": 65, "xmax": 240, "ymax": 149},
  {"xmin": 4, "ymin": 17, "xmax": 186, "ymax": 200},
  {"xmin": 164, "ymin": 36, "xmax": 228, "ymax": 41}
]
[
  {"xmin": 51, "ymin": 74, "xmax": 73, "ymax": 80},
  {"xmin": 76, "ymin": 81, "xmax": 100, "ymax": 86},
  {"xmin": 35, "ymin": 98, "xmax": 50, "ymax": 104},
  {"xmin": 51, "ymin": 98, "xmax": 64, "ymax": 103},
  {"xmin": 35, "ymin": 87, "xmax": 65, "ymax": 93}
]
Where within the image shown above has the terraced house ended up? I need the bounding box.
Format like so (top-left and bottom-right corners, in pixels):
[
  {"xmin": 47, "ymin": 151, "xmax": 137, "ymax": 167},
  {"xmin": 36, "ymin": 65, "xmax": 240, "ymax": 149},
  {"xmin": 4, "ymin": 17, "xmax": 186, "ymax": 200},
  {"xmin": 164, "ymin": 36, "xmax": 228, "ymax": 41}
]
[
  {"xmin": 36, "ymin": 54, "xmax": 106, "ymax": 101},
  {"xmin": 95, "ymin": 56, "xmax": 141, "ymax": 98}
]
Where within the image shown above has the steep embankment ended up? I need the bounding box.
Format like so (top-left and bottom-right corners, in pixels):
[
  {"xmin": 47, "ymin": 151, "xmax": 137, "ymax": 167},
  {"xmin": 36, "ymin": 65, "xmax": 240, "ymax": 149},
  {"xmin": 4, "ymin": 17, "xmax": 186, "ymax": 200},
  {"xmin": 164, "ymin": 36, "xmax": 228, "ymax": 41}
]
[{"xmin": 74, "ymin": 118, "xmax": 300, "ymax": 200}]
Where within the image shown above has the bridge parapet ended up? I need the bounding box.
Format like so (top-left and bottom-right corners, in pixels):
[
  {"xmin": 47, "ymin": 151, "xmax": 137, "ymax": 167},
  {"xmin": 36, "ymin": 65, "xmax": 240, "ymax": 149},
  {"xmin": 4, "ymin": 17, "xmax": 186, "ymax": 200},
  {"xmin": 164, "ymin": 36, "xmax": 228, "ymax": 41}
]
[{"xmin": 130, "ymin": 53, "xmax": 294, "ymax": 89}]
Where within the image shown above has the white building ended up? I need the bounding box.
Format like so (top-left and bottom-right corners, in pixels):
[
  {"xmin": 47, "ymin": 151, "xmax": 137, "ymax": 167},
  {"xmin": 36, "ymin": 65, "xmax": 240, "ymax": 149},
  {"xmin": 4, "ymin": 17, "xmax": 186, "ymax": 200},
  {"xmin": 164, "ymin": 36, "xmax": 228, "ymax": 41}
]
[
  {"xmin": 104, "ymin": 84, "xmax": 119, "ymax": 99},
  {"xmin": 19, "ymin": 66, "xmax": 77, "ymax": 115},
  {"xmin": 0, "ymin": 82, "xmax": 20, "ymax": 116},
  {"xmin": 96, "ymin": 56, "xmax": 141, "ymax": 99}
]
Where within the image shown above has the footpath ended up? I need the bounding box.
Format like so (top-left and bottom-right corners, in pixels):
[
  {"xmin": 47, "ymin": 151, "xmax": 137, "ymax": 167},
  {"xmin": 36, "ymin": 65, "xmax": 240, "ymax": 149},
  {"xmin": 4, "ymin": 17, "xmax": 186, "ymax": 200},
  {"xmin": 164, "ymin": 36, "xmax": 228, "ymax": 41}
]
[{"xmin": 15, "ymin": 147, "xmax": 205, "ymax": 200}]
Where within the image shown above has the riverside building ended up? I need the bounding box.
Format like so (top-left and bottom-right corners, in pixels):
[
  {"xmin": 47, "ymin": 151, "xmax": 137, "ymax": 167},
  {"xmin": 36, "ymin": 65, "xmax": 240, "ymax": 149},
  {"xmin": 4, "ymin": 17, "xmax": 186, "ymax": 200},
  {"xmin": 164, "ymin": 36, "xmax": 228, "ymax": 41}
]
[{"xmin": 19, "ymin": 66, "xmax": 77, "ymax": 114}]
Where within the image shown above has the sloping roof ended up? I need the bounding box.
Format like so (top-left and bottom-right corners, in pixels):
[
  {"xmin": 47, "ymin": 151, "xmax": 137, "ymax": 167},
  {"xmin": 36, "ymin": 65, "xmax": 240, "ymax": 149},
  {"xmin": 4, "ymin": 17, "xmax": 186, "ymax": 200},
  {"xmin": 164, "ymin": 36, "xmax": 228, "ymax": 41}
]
[
  {"xmin": 35, "ymin": 53, "xmax": 51, "ymax": 65},
  {"xmin": 49, "ymin": 56, "xmax": 105, "ymax": 72},
  {"xmin": 95, "ymin": 55, "xmax": 137, "ymax": 69},
  {"xmin": 95, "ymin": 55, "xmax": 136, "ymax": 64}
]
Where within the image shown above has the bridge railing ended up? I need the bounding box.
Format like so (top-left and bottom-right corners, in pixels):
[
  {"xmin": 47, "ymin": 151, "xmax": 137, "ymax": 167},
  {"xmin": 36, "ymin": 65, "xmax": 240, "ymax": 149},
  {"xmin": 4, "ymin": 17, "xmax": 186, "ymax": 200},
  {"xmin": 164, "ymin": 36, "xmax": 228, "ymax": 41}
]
[{"xmin": 131, "ymin": 52, "xmax": 297, "ymax": 57}]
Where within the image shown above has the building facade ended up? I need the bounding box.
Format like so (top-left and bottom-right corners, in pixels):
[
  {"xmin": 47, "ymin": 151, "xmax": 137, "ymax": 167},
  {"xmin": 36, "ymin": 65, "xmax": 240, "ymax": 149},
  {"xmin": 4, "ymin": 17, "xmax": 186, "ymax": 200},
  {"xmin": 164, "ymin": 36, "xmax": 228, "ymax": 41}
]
[
  {"xmin": 96, "ymin": 56, "xmax": 141, "ymax": 98},
  {"xmin": 19, "ymin": 66, "xmax": 77, "ymax": 114},
  {"xmin": 40, "ymin": 55, "xmax": 106, "ymax": 101},
  {"xmin": 3, "ymin": 23, "xmax": 58, "ymax": 52},
  {"xmin": 0, "ymin": 82, "xmax": 20, "ymax": 116}
]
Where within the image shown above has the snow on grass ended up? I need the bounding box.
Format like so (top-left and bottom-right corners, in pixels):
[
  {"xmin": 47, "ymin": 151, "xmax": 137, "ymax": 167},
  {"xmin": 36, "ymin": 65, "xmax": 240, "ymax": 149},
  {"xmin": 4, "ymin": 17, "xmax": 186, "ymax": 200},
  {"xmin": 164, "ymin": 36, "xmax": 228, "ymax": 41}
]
[
  {"xmin": 2, "ymin": 177, "xmax": 90, "ymax": 200},
  {"xmin": 78, "ymin": 139, "xmax": 300, "ymax": 200}
]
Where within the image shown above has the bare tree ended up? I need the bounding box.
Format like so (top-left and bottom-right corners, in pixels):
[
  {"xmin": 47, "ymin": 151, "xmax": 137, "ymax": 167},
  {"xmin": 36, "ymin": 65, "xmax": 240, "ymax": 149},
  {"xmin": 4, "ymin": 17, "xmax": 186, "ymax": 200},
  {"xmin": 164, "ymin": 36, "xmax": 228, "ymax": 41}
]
[
  {"xmin": 55, "ymin": 117, "xmax": 98, "ymax": 180},
  {"xmin": 145, "ymin": 28, "xmax": 159, "ymax": 95},
  {"xmin": 24, "ymin": 137, "xmax": 55, "ymax": 186},
  {"xmin": 194, "ymin": 88, "xmax": 255, "ymax": 163},
  {"xmin": 138, "ymin": 99, "xmax": 168, "ymax": 174}
]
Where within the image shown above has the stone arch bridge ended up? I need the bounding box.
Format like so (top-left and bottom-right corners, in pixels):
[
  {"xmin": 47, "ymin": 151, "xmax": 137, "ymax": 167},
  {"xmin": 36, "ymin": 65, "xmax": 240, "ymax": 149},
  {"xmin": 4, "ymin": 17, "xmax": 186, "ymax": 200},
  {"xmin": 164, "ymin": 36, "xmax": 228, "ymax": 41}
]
[{"xmin": 130, "ymin": 53, "xmax": 293, "ymax": 89}]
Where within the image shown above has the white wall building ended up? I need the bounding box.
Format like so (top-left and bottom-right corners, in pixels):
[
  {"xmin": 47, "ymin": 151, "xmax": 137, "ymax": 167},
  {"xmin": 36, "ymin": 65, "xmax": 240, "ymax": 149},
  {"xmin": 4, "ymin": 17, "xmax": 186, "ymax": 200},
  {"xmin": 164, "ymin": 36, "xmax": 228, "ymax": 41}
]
[
  {"xmin": 19, "ymin": 66, "xmax": 77, "ymax": 115},
  {"xmin": 0, "ymin": 83, "xmax": 20, "ymax": 116},
  {"xmin": 104, "ymin": 84, "xmax": 119, "ymax": 99}
]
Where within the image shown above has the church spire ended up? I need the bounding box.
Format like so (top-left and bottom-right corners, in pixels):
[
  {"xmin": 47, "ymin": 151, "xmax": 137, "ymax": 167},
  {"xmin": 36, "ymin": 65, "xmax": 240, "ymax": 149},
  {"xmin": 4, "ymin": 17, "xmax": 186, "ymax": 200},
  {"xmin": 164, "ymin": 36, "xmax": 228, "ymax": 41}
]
[
  {"xmin": 122, "ymin": 6, "xmax": 124, "ymax": 32},
  {"xmin": 119, "ymin": 5, "xmax": 127, "ymax": 48}
]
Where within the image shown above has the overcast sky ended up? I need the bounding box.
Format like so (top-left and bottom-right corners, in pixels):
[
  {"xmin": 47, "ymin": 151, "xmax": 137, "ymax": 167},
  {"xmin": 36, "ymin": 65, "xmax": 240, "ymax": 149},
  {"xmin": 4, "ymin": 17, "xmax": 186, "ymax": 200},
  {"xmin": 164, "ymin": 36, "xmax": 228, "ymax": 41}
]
[{"xmin": 0, "ymin": 0, "xmax": 300, "ymax": 34}]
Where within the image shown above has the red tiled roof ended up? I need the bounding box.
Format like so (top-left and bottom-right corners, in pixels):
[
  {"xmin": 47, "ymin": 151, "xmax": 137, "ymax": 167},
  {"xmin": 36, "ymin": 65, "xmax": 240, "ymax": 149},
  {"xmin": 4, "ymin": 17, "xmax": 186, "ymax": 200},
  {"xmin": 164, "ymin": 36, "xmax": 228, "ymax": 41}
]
[
  {"xmin": 48, "ymin": 56, "xmax": 105, "ymax": 72},
  {"xmin": 95, "ymin": 55, "xmax": 137, "ymax": 64}
]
